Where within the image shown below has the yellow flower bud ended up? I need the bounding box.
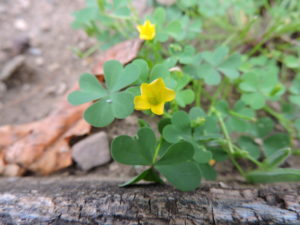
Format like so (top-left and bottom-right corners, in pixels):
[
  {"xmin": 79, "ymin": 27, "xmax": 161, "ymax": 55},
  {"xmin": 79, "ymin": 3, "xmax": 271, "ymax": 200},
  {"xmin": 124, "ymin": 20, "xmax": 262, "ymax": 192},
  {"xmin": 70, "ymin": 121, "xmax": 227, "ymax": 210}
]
[{"xmin": 137, "ymin": 20, "xmax": 156, "ymax": 41}]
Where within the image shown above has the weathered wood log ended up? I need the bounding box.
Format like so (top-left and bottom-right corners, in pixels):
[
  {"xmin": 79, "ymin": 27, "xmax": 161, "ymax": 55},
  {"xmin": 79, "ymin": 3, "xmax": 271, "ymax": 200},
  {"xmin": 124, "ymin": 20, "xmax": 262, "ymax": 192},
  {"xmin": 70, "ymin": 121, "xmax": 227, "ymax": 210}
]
[{"xmin": 0, "ymin": 176, "xmax": 299, "ymax": 224}]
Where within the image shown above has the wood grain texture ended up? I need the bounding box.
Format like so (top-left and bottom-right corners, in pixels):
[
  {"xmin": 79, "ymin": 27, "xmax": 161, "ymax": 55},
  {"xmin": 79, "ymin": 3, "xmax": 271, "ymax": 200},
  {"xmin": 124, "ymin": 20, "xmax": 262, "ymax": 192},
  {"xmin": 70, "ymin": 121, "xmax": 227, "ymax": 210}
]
[{"xmin": 0, "ymin": 176, "xmax": 299, "ymax": 224}]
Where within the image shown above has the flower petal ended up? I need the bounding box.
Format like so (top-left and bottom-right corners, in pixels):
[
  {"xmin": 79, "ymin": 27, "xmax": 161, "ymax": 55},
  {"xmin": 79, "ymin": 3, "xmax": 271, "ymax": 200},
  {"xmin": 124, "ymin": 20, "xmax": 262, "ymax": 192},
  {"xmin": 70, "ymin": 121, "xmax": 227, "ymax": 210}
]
[
  {"xmin": 137, "ymin": 25, "xmax": 143, "ymax": 33},
  {"xmin": 162, "ymin": 88, "xmax": 176, "ymax": 102},
  {"xmin": 150, "ymin": 103, "xmax": 165, "ymax": 115},
  {"xmin": 140, "ymin": 83, "xmax": 151, "ymax": 96},
  {"xmin": 134, "ymin": 95, "xmax": 150, "ymax": 110}
]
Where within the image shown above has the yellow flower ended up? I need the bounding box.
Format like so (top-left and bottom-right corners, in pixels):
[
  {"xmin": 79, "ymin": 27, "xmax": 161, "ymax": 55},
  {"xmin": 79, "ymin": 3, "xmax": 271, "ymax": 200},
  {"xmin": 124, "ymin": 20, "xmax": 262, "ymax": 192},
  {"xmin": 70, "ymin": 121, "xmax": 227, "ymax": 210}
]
[
  {"xmin": 137, "ymin": 20, "xmax": 156, "ymax": 40},
  {"xmin": 209, "ymin": 159, "xmax": 216, "ymax": 166},
  {"xmin": 134, "ymin": 78, "xmax": 175, "ymax": 115}
]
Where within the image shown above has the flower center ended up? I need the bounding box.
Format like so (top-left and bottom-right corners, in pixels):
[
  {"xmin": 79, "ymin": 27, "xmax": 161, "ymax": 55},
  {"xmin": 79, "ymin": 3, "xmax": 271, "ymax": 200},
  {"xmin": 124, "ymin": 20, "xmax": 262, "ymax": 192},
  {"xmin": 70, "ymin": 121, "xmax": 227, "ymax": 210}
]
[{"xmin": 148, "ymin": 96, "xmax": 160, "ymax": 105}]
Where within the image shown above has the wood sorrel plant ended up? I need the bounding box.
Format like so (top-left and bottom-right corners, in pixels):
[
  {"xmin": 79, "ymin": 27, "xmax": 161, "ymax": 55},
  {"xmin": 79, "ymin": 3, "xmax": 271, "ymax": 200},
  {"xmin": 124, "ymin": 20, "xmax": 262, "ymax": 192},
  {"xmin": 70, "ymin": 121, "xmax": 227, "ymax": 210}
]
[{"xmin": 69, "ymin": 0, "xmax": 300, "ymax": 191}]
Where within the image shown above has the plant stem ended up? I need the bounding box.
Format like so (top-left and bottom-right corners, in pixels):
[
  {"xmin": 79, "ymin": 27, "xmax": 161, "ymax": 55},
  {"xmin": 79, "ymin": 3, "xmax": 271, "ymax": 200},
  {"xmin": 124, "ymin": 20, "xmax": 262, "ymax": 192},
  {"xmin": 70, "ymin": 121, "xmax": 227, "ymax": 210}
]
[
  {"xmin": 230, "ymin": 157, "xmax": 246, "ymax": 177},
  {"xmin": 213, "ymin": 108, "xmax": 246, "ymax": 177},
  {"xmin": 152, "ymin": 137, "xmax": 163, "ymax": 164},
  {"xmin": 194, "ymin": 80, "xmax": 202, "ymax": 107},
  {"xmin": 233, "ymin": 145, "xmax": 263, "ymax": 168},
  {"xmin": 214, "ymin": 109, "xmax": 234, "ymax": 154},
  {"xmin": 208, "ymin": 79, "xmax": 227, "ymax": 114},
  {"xmin": 263, "ymin": 105, "xmax": 296, "ymax": 146}
]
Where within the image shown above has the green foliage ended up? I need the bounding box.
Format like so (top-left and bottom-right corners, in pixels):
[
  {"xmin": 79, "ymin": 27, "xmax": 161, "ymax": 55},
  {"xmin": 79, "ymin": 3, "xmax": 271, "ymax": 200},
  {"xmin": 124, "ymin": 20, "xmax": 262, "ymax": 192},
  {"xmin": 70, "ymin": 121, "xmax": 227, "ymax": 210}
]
[
  {"xmin": 239, "ymin": 65, "xmax": 284, "ymax": 109},
  {"xmin": 112, "ymin": 127, "xmax": 202, "ymax": 191},
  {"xmin": 68, "ymin": 60, "xmax": 140, "ymax": 127},
  {"xmin": 69, "ymin": 0, "xmax": 300, "ymax": 191}
]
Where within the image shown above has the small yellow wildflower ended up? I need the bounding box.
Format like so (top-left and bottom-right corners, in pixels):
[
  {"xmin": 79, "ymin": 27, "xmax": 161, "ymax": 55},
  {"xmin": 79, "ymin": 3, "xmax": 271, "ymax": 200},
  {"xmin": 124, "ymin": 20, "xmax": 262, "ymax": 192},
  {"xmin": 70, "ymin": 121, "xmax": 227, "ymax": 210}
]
[
  {"xmin": 137, "ymin": 20, "xmax": 156, "ymax": 40},
  {"xmin": 209, "ymin": 159, "xmax": 216, "ymax": 166},
  {"xmin": 134, "ymin": 78, "xmax": 175, "ymax": 115}
]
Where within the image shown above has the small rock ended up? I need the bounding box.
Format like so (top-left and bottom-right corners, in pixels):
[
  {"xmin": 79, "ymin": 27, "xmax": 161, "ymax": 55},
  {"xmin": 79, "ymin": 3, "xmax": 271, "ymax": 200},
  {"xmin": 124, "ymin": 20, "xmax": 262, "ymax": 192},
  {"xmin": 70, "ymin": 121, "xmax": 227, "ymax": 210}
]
[
  {"xmin": 40, "ymin": 22, "xmax": 50, "ymax": 32},
  {"xmin": 0, "ymin": 5, "xmax": 6, "ymax": 13},
  {"xmin": 22, "ymin": 84, "xmax": 30, "ymax": 91},
  {"xmin": 28, "ymin": 47, "xmax": 42, "ymax": 56},
  {"xmin": 12, "ymin": 36, "xmax": 31, "ymax": 55},
  {"xmin": 35, "ymin": 57, "xmax": 44, "ymax": 66},
  {"xmin": 0, "ymin": 154, "xmax": 5, "ymax": 174},
  {"xmin": 14, "ymin": 19, "xmax": 28, "ymax": 31},
  {"xmin": 44, "ymin": 85, "xmax": 56, "ymax": 95},
  {"xmin": 0, "ymin": 55, "xmax": 25, "ymax": 81},
  {"xmin": 18, "ymin": 0, "xmax": 31, "ymax": 9},
  {"xmin": 45, "ymin": 83, "xmax": 67, "ymax": 96},
  {"xmin": 47, "ymin": 63, "xmax": 59, "ymax": 72},
  {"xmin": 72, "ymin": 132, "xmax": 111, "ymax": 171},
  {"xmin": 0, "ymin": 82, "xmax": 7, "ymax": 94},
  {"xmin": 3, "ymin": 164, "xmax": 25, "ymax": 176},
  {"xmin": 56, "ymin": 83, "xmax": 67, "ymax": 95}
]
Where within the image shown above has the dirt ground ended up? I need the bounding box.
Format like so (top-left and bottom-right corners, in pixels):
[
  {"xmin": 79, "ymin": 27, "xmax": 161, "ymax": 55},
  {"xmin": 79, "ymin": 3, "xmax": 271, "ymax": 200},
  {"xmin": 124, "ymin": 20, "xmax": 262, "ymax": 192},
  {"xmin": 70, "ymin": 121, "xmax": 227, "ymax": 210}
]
[
  {"xmin": 0, "ymin": 0, "xmax": 134, "ymax": 177},
  {"xmin": 0, "ymin": 0, "xmax": 94, "ymax": 125}
]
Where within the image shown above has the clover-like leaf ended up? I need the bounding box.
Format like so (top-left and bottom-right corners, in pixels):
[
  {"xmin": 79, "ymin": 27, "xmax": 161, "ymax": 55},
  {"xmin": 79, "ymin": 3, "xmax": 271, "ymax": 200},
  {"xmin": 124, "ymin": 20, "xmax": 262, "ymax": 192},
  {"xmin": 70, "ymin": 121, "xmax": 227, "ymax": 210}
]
[
  {"xmin": 155, "ymin": 161, "xmax": 201, "ymax": 191},
  {"xmin": 132, "ymin": 59, "xmax": 149, "ymax": 84},
  {"xmin": 166, "ymin": 20, "xmax": 183, "ymax": 40},
  {"xmin": 198, "ymin": 64, "xmax": 221, "ymax": 85},
  {"xmin": 176, "ymin": 89, "xmax": 195, "ymax": 107},
  {"xmin": 263, "ymin": 148, "xmax": 291, "ymax": 169},
  {"xmin": 246, "ymin": 168, "xmax": 300, "ymax": 183},
  {"xmin": 119, "ymin": 168, "xmax": 163, "ymax": 187},
  {"xmin": 68, "ymin": 73, "xmax": 107, "ymax": 105},
  {"xmin": 198, "ymin": 164, "xmax": 217, "ymax": 181},
  {"xmin": 111, "ymin": 127, "xmax": 156, "ymax": 165},
  {"xmin": 237, "ymin": 136, "xmax": 260, "ymax": 159},
  {"xmin": 104, "ymin": 60, "xmax": 140, "ymax": 92},
  {"xmin": 69, "ymin": 60, "xmax": 142, "ymax": 127},
  {"xmin": 84, "ymin": 91, "xmax": 134, "ymax": 127},
  {"xmin": 163, "ymin": 111, "xmax": 192, "ymax": 143},
  {"xmin": 263, "ymin": 133, "xmax": 290, "ymax": 157},
  {"xmin": 153, "ymin": 7, "xmax": 166, "ymax": 25},
  {"xmin": 192, "ymin": 144, "xmax": 212, "ymax": 163},
  {"xmin": 156, "ymin": 141, "xmax": 194, "ymax": 165},
  {"xmin": 197, "ymin": 47, "xmax": 241, "ymax": 85},
  {"xmin": 239, "ymin": 67, "xmax": 282, "ymax": 109},
  {"xmin": 189, "ymin": 106, "xmax": 206, "ymax": 120},
  {"xmin": 150, "ymin": 63, "xmax": 170, "ymax": 81},
  {"xmin": 254, "ymin": 117, "xmax": 274, "ymax": 137},
  {"xmin": 241, "ymin": 92, "xmax": 265, "ymax": 109}
]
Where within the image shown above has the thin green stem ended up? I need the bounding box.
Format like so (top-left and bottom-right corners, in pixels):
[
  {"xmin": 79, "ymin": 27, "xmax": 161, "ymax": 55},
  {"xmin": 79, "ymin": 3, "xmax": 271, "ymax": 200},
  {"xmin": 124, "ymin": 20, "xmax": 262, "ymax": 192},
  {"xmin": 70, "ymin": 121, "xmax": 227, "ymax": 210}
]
[
  {"xmin": 194, "ymin": 80, "xmax": 203, "ymax": 107},
  {"xmin": 264, "ymin": 105, "xmax": 296, "ymax": 146},
  {"xmin": 208, "ymin": 80, "xmax": 226, "ymax": 114},
  {"xmin": 233, "ymin": 145, "xmax": 263, "ymax": 168},
  {"xmin": 213, "ymin": 108, "xmax": 246, "ymax": 177},
  {"xmin": 152, "ymin": 137, "xmax": 163, "ymax": 164},
  {"xmin": 230, "ymin": 157, "xmax": 246, "ymax": 177},
  {"xmin": 214, "ymin": 109, "xmax": 234, "ymax": 155}
]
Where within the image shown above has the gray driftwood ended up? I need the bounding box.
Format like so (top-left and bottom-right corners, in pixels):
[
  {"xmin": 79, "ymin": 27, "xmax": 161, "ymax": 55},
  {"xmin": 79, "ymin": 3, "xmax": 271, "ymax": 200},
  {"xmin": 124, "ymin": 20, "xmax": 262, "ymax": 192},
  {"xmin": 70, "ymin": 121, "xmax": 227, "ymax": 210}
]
[{"xmin": 0, "ymin": 176, "xmax": 299, "ymax": 224}]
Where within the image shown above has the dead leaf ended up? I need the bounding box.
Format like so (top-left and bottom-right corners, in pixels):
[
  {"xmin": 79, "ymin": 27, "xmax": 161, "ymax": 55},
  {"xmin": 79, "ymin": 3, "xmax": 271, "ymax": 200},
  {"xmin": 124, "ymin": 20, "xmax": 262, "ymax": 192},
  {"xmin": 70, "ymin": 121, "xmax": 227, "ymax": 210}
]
[{"xmin": 92, "ymin": 39, "xmax": 142, "ymax": 75}]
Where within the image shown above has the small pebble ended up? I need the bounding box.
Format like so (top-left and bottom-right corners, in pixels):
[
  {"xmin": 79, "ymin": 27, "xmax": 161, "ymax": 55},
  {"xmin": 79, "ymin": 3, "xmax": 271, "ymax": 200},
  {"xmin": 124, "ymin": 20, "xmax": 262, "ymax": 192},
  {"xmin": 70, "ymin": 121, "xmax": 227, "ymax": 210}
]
[
  {"xmin": 0, "ymin": 55, "xmax": 25, "ymax": 81},
  {"xmin": 56, "ymin": 83, "xmax": 67, "ymax": 95},
  {"xmin": 28, "ymin": 47, "xmax": 42, "ymax": 56},
  {"xmin": 47, "ymin": 63, "xmax": 59, "ymax": 72},
  {"xmin": 0, "ymin": 82, "xmax": 7, "ymax": 94},
  {"xmin": 14, "ymin": 19, "xmax": 28, "ymax": 31},
  {"xmin": 35, "ymin": 57, "xmax": 44, "ymax": 66},
  {"xmin": 72, "ymin": 132, "xmax": 111, "ymax": 171}
]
